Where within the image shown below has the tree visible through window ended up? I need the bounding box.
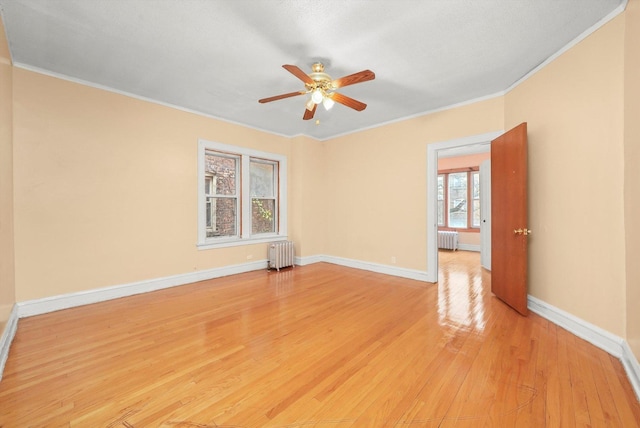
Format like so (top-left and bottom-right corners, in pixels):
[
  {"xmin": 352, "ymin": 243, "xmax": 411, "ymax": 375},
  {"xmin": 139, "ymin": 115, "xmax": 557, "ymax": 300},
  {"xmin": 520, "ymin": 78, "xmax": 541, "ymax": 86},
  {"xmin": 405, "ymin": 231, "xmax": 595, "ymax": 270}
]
[
  {"xmin": 250, "ymin": 160, "xmax": 277, "ymax": 235},
  {"xmin": 438, "ymin": 169, "xmax": 480, "ymax": 230}
]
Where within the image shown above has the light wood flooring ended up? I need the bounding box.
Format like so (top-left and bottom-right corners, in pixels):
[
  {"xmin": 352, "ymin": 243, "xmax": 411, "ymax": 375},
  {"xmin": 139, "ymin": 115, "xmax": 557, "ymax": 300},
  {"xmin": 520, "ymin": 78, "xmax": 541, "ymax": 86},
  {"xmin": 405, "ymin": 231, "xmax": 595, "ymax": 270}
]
[{"xmin": 0, "ymin": 251, "xmax": 639, "ymax": 426}]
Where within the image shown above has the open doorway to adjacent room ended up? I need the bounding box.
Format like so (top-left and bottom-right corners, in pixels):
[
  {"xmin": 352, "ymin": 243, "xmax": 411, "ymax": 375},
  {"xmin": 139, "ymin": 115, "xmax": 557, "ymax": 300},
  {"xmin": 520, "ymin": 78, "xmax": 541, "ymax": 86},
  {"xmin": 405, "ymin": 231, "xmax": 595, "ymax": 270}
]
[
  {"xmin": 435, "ymin": 143, "xmax": 492, "ymax": 325},
  {"xmin": 426, "ymin": 131, "xmax": 499, "ymax": 326}
]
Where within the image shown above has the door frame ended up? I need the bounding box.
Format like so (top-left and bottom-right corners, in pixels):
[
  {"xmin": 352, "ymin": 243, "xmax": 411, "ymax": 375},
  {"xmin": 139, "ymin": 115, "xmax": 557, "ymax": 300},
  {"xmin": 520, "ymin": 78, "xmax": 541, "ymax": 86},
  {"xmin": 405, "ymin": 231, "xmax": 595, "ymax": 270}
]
[
  {"xmin": 480, "ymin": 159, "xmax": 492, "ymax": 270},
  {"xmin": 425, "ymin": 130, "xmax": 503, "ymax": 282}
]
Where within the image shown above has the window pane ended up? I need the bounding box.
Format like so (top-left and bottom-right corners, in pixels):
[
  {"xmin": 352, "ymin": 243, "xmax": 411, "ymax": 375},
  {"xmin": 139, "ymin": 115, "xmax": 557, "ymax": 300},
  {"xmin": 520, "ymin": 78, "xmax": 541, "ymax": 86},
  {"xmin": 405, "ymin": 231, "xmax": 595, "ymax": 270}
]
[
  {"xmin": 437, "ymin": 175, "xmax": 445, "ymax": 226},
  {"xmin": 204, "ymin": 153, "xmax": 237, "ymax": 196},
  {"xmin": 472, "ymin": 172, "xmax": 480, "ymax": 227},
  {"xmin": 473, "ymin": 200, "xmax": 481, "ymax": 227},
  {"xmin": 250, "ymin": 161, "xmax": 275, "ymax": 197},
  {"xmin": 206, "ymin": 199, "xmax": 213, "ymax": 228},
  {"xmin": 448, "ymin": 172, "xmax": 467, "ymax": 228},
  {"xmin": 207, "ymin": 197, "xmax": 237, "ymax": 237},
  {"xmin": 252, "ymin": 198, "xmax": 275, "ymax": 234},
  {"xmin": 472, "ymin": 172, "xmax": 480, "ymax": 199}
]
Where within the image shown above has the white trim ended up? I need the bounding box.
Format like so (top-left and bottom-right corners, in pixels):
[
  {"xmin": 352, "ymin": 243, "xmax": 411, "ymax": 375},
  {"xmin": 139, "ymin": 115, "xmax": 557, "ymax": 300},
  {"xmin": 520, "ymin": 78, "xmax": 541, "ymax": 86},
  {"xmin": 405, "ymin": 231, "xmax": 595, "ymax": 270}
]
[
  {"xmin": 426, "ymin": 130, "xmax": 503, "ymax": 283},
  {"xmin": 324, "ymin": 256, "xmax": 430, "ymax": 282},
  {"xmin": 0, "ymin": 305, "xmax": 19, "ymax": 381},
  {"xmin": 527, "ymin": 295, "xmax": 624, "ymax": 357},
  {"xmin": 295, "ymin": 255, "xmax": 325, "ymax": 266},
  {"xmin": 621, "ymin": 341, "xmax": 640, "ymax": 402},
  {"xmin": 528, "ymin": 295, "xmax": 640, "ymax": 401},
  {"xmin": 457, "ymin": 244, "xmax": 480, "ymax": 252},
  {"xmin": 197, "ymin": 235, "xmax": 288, "ymax": 250},
  {"xmin": 295, "ymin": 254, "xmax": 430, "ymax": 282},
  {"xmin": 17, "ymin": 260, "xmax": 268, "ymax": 318}
]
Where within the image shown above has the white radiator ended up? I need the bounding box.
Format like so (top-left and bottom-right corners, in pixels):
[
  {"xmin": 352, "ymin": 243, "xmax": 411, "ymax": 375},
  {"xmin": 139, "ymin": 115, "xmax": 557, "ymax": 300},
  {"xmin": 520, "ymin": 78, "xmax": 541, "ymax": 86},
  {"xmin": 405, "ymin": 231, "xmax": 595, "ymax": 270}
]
[
  {"xmin": 268, "ymin": 241, "xmax": 295, "ymax": 271},
  {"xmin": 438, "ymin": 231, "xmax": 459, "ymax": 250}
]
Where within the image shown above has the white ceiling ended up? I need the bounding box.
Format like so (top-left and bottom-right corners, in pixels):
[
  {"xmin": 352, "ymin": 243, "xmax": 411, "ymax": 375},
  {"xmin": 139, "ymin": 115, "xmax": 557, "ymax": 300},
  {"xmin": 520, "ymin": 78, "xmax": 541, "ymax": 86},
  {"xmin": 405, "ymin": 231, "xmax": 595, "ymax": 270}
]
[{"xmin": 0, "ymin": 0, "xmax": 626, "ymax": 140}]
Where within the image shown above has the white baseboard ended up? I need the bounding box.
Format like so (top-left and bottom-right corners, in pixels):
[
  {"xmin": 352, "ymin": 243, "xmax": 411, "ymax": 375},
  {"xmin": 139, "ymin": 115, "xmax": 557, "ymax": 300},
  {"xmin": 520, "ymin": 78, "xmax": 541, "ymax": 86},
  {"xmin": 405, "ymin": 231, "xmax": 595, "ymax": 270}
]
[
  {"xmin": 622, "ymin": 341, "xmax": 640, "ymax": 402},
  {"xmin": 528, "ymin": 295, "xmax": 640, "ymax": 401},
  {"xmin": 17, "ymin": 259, "xmax": 268, "ymax": 318},
  {"xmin": 458, "ymin": 244, "xmax": 480, "ymax": 252},
  {"xmin": 3, "ymin": 256, "xmax": 639, "ymax": 403},
  {"xmin": 295, "ymin": 255, "xmax": 324, "ymax": 266},
  {"xmin": 0, "ymin": 304, "xmax": 19, "ymax": 381},
  {"xmin": 297, "ymin": 254, "xmax": 431, "ymax": 282},
  {"xmin": 527, "ymin": 295, "xmax": 624, "ymax": 357}
]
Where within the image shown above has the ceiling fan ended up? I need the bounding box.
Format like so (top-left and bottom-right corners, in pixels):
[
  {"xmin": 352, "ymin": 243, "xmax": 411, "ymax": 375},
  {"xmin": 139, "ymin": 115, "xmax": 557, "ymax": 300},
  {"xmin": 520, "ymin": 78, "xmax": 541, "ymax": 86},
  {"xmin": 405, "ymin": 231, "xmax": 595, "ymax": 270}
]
[{"xmin": 258, "ymin": 63, "xmax": 375, "ymax": 120}]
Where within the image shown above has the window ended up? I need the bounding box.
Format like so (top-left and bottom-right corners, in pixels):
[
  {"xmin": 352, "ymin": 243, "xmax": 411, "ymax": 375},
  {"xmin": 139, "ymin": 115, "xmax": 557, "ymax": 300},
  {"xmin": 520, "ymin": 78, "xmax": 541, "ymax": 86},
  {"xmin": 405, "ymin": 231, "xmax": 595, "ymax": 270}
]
[
  {"xmin": 448, "ymin": 172, "xmax": 467, "ymax": 228},
  {"xmin": 437, "ymin": 168, "xmax": 480, "ymax": 230},
  {"xmin": 198, "ymin": 140, "xmax": 287, "ymax": 248}
]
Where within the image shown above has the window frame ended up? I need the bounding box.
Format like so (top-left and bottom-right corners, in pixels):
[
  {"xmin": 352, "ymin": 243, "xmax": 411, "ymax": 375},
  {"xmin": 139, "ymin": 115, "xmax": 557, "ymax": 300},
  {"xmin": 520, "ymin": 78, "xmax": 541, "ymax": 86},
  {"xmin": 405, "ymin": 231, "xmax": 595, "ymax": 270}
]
[
  {"xmin": 197, "ymin": 139, "xmax": 287, "ymax": 249},
  {"xmin": 437, "ymin": 167, "xmax": 480, "ymax": 232}
]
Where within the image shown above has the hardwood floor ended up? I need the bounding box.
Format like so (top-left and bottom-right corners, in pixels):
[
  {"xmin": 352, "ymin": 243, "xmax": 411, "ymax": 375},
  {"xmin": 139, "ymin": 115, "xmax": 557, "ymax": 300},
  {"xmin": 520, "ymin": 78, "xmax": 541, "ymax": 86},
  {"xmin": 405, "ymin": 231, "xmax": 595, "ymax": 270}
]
[{"xmin": 1, "ymin": 252, "xmax": 639, "ymax": 426}]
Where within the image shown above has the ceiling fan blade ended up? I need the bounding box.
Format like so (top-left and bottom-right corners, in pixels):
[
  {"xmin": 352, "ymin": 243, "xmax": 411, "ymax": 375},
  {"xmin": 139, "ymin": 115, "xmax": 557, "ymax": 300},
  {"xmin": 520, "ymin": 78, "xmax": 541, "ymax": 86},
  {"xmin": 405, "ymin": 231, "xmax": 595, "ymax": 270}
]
[
  {"xmin": 258, "ymin": 91, "xmax": 306, "ymax": 104},
  {"xmin": 329, "ymin": 92, "xmax": 367, "ymax": 111},
  {"xmin": 283, "ymin": 64, "xmax": 314, "ymax": 85},
  {"xmin": 332, "ymin": 70, "xmax": 375, "ymax": 89},
  {"xmin": 303, "ymin": 104, "xmax": 317, "ymax": 120}
]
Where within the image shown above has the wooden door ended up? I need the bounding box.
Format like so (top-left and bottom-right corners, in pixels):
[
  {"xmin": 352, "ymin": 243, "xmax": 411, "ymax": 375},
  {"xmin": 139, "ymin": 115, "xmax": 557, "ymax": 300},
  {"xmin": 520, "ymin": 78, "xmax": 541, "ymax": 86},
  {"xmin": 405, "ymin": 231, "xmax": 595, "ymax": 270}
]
[{"xmin": 491, "ymin": 123, "xmax": 529, "ymax": 315}]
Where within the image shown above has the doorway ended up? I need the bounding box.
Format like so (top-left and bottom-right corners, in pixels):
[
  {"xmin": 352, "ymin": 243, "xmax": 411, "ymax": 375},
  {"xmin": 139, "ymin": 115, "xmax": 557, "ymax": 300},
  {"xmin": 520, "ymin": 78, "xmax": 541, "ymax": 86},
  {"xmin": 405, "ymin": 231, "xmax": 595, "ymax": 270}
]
[{"xmin": 426, "ymin": 131, "xmax": 503, "ymax": 283}]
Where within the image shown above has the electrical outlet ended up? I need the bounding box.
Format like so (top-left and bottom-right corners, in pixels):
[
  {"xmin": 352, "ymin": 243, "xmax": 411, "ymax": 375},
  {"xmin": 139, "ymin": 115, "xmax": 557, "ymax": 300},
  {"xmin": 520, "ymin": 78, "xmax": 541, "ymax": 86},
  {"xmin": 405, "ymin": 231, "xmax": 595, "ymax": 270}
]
[
  {"xmin": 391, "ymin": 256, "xmax": 396, "ymax": 264},
  {"xmin": 247, "ymin": 254, "xmax": 253, "ymax": 260}
]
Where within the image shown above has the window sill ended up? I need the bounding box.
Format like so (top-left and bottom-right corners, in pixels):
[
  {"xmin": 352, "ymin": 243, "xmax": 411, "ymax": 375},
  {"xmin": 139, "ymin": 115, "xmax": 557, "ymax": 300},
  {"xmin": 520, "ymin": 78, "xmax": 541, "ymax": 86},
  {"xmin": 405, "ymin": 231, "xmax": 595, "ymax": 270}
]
[
  {"xmin": 438, "ymin": 227, "xmax": 480, "ymax": 233},
  {"xmin": 197, "ymin": 235, "xmax": 288, "ymax": 250}
]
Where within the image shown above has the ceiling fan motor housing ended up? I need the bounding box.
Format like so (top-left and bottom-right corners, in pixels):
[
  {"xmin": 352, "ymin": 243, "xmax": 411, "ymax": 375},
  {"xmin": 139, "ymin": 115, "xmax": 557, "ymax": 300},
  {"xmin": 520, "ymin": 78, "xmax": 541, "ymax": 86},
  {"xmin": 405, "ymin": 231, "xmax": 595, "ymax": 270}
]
[{"xmin": 307, "ymin": 63, "xmax": 333, "ymax": 92}]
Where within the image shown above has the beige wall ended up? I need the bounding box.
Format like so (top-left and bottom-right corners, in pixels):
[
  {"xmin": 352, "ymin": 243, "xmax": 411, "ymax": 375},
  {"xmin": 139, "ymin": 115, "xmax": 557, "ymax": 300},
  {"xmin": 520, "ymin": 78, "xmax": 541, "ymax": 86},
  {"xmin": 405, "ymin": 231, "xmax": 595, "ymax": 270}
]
[
  {"xmin": 12, "ymin": 69, "xmax": 294, "ymax": 301},
  {"xmin": 322, "ymin": 97, "xmax": 504, "ymax": 270},
  {"xmin": 457, "ymin": 231, "xmax": 480, "ymax": 248},
  {"xmin": 624, "ymin": 0, "xmax": 640, "ymax": 360},
  {"xmin": 290, "ymin": 135, "xmax": 326, "ymax": 258},
  {"xmin": 438, "ymin": 152, "xmax": 490, "ymax": 170},
  {"xmin": 505, "ymin": 15, "xmax": 626, "ymax": 336},
  {"xmin": 0, "ymin": 20, "xmax": 15, "ymax": 327}
]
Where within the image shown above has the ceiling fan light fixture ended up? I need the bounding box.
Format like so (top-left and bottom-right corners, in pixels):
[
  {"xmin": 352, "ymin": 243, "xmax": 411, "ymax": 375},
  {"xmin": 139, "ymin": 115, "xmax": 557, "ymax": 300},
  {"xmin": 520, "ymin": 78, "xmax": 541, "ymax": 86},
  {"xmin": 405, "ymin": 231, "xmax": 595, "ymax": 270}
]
[
  {"xmin": 311, "ymin": 89, "xmax": 324, "ymax": 104},
  {"xmin": 305, "ymin": 97, "xmax": 315, "ymax": 111},
  {"xmin": 322, "ymin": 96, "xmax": 335, "ymax": 111}
]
